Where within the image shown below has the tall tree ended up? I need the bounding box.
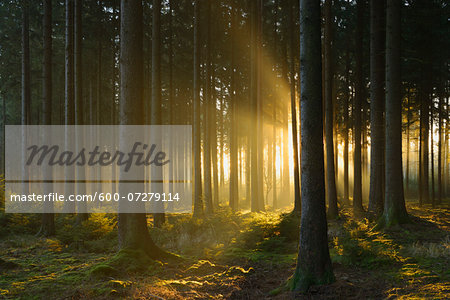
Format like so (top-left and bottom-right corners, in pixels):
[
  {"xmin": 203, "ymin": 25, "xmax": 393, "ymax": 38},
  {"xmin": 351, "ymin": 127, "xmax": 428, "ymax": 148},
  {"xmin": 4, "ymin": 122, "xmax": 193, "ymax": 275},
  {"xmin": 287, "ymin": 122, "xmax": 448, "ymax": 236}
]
[
  {"xmin": 250, "ymin": 0, "xmax": 261, "ymax": 212},
  {"xmin": 40, "ymin": 0, "xmax": 55, "ymax": 236},
  {"xmin": 117, "ymin": 0, "xmax": 168, "ymax": 259},
  {"xmin": 203, "ymin": 0, "xmax": 214, "ymax": 214},
  {"xmin": 324, "ymin": 0, "xmax": 338, "ymax": 218},
  {"xmin": 256, "ymin": 0, "xmax": 265, "ymax": 211},
  {"xmin": 288, "ymin": 0, "xmax": 301, "ymax": 214},
  {"xmin": 368, "ymin": 0, "xmax": 385, "ymax": 215},
  {"xmin": 229, "ymin": 0, "xmax": 238, "ymax": 212},
  {"xmin": 75, "ymin": 0, "xmax": 88, "ymax": 222},
  {"xmin": 291, "ymin": 0, "xmax": 334, "ymax": 291},
  {"xmin": 20, "ymin": 0, "xmax": 31, "ymax": 199},
  {"xmin": 437, "ymin": 89, "xmax": 443, "ymax": 204},
  {"xmin": 193, "ymin": 0, "xmax": 203, "ymax": 217},
  {"xmin": 64, "ymin": 0, "xmax": 75, "ymax": 213},
  {"xmin": 151, "ymin": 0, "xmax": 165, "ymax": 226},
  {"xmin": 353, "ymin": 0, "xmax": 364, "ymax": 212},
  {"xmin": 343, "ymin": 49, "xmax": 350, "ymax": 205},
  {"xmin": 21, "ymin": 0, "xmax": 30, "ymax": 127},
  {"xmin": 381, "ymin": 0, "xmax": 408, "ymax": 227}
]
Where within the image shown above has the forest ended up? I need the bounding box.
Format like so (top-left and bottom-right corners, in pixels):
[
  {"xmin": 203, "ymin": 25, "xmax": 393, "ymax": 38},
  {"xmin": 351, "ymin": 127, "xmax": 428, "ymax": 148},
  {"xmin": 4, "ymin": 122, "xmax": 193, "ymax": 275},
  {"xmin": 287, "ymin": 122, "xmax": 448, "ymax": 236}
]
[{"xmin": 0, "ymin": 0, "xmax": 449, "ymax": 299}]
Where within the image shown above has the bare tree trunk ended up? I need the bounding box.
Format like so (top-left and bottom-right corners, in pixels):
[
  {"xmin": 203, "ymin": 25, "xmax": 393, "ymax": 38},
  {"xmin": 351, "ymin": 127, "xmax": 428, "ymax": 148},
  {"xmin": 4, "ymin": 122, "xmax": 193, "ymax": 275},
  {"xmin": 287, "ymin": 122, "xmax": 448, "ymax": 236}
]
[
  {"xmin": 203, "ymin": 0, "xmax": 214, "ymax": 214},
  {"xmin": 368, "ymin": 0, "xmax": 385, "ymax": 215},
  {"xmin": 117, "ymin": 0, "xmax": 169, "ymax": 260},
  {"xmin": 193, "ymin": 0, "xmax": 203, "ymax": 218},
  {"xmin": 229, "ymin": 0, "xmax": 238, "ymax": 212},
  {"xmin": 382, "ymin": 0, "xmax": 408, "ymax": 227},
  {"xmin": 431, "ymin": 105, "xmax": 435, "ymax": 207},
  {"xmin": 324, "ymin": 0, "xmax": 338, "ymax": 218},
  {"xmin": 40, "ymin": 0, "xmax": 55, "ymax": 236},
  {"xmin": 209, "ymin": 5, "xmax": 219, "ymax": 208},
  {"xmin": 343, "ymin": 50, "xmax": 350, "ymax": 205},
  {"xmin": 419, "ymin": 80, "xmax": 430, "ymax": 205},
  {"xmin": 256, "ymin": 0, "xmax": 265, "ymax": 211},
  {"xmin": 282, "ymin": 43, "xmax": 290, "ymax": 208},
  {"xmin": 353, "ymin": 0, "xmax": 364, "ymax": 212},
  {"xmin": 64, "ymin": 0, "xmax": 75, "ymax": 213},
  {"xmin": 151, "ymin": 0, "xmax": 166, "ymax": 226},
  {"xmin": 292, "ymin": 0, "xmax": 333, "ymax": 291},
  {"xmin": 437, "ymin": 90, "xmax": 443, "ymax": 204},
  {"xmin": 21, "ymin": 0, "xmax": 31, "ymax": 199},
  {"xmin": 406, "ymin": 88, "xmax": 410, "ymax": 197},
  {"xmin": 74, "ymin": 0, "xmax": 88, "ymax": 223},
  {"xmin": 286, "ymin": 0, "xmax": 300, "ymax": 214},
  {"xmin": 250, "ymin": 0, "xmax": 260, "ymax": 212}
]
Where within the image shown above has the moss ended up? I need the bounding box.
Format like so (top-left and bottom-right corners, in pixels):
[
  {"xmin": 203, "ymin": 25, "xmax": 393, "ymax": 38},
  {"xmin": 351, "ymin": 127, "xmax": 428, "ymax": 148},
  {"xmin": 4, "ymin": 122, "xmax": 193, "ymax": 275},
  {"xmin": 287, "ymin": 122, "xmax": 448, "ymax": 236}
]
[
  {"xmin": 89, "ymin": 264, "xmax": 118, "ymax": 278},
  {"xmin": 290, "ymin": 267, "xmax": 335, "ymax": 293},
  {"xmin": 376, "ymin": 206, "xmax": 410, "ymax": 229}
]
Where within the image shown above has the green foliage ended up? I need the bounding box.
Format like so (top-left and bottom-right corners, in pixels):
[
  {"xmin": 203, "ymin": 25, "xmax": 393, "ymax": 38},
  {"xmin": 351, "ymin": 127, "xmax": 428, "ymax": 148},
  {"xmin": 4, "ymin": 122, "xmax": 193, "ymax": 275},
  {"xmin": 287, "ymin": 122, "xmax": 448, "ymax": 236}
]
[
  {"xmin": 56, "ymin": 214, "xmax": 117, "ymax": 253},
  {"xmin": 276, "ymin": 213, "xmax": 301, "ymax": 242},
  {"xmin": 0, "ymin": 213, "xmax": 41, "ymax": 237}
]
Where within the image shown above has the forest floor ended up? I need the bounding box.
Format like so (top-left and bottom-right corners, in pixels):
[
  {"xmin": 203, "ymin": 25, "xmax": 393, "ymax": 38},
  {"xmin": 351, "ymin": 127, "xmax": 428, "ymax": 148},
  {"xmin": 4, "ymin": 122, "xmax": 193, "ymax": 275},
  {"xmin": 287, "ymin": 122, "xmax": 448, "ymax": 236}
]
[{"xmin": 0, "ymin": 202, "xmax": 449, "ymax": 299}]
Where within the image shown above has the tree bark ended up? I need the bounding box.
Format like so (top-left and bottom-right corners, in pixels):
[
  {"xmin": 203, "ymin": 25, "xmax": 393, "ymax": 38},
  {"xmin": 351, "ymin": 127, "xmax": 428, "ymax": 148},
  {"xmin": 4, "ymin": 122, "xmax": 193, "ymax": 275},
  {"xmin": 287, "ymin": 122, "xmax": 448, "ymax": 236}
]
[
  {"xmin": 250, "ymin": 0, "xmax": 261, "ymax": 212},
  {"xmin": 193, "ymin": 0, "xmax": 203, "ymax": 218},
  {"xmin": 64, "ymin": 0, "xmax": 75, "ymax": 213},
  {"xmin": 151, "ymin": 0, "xmax": 166, "ymax": 226},
  {"xmin": 288, "ymin": 0, "xmax": 301, "ymax": 214},
  {"xmin": 382, "ymin": 0, "xmax": 408, "ymax": 227},
  {"xmin": 40, "ymin": 0, "xmax": 55, "ymax": 236},
  {"xmin": 203, "ymin": 0, "xmax": 214, "ymax": 214},
  {"xmin": 74, "ymin": 0, "xmax": 88, "ymax": 222},
  {"xmin": 368, "ymin": 0, "xmax": 385, "ymax": 215},
  {"xmin": 292, "ymin": 0, "xmax": 334, "ymax": 291},
  {"xmin": 118, "ymin": 0, "xmax": 168, "ymax": 259},
  {"xmin": 324, "ymin": 0, "xmax": 338, "ymax": 218},
  {"xmin": 430, "ymin": 105, "xmax": 435, "ymax": 207},
  {"xmin": 353, "ymin": 0, "xmax": 364, "ymax": 212},
  {"xmin": 229, "ymin": 0, "xmax": 239, "ymax": 212},
  {"xmin": 343, "ymin": 49, "xmax": 350, "ymax": 205}
]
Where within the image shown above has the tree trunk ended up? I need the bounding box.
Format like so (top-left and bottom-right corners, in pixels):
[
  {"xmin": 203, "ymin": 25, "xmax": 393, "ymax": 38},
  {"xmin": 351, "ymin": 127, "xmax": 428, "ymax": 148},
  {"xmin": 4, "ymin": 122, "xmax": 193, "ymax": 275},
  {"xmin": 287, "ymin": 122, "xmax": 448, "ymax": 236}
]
[
  {"xmin": 40, "ymin": 0, "xmax": 55, "ymax": 236},
  {"xmin": 209, "ymin": 5, "xmax": 219, "ymax": 208},
  {"xmin": 430, "ymin": 106, "xmax": 435, "ymax": 207},
  {"xmin": 343, "ymin": 50, "xmax": 350, "ymax": 205},
  {"xmin": 324, "ymin": 0, "xmax": 338, "ymax": 218},
  {"xmin": 405, "ymin": 88, "xmax": 410, "ymax": 197},
  {"xmin": 75, "ymin": 0, "xmax": 88, "ymax": 223},
  {"xmin": 21, "ymin": 0, "xmax": 31, "ymax": 199},
  {"xmin": 229, "ymin": 0, "xmax": 239, "ymax": 212},
  {"xmin": 250, "ymin": 0, "xmax": 260, "ymax": 212},
  {"xmin": 118, "ymin": 0, "xmax": 168, "ymax": 259},
  {"xmin": 419, "ymin": 81, "xmax": 430, "ymax": 205},
  {"xmin": 282, "ymin": 44, "xmax": 290, "ymax": 208},
  {"xmin": 151, "ymin": 0, "xmax": 166, "ymax": 227},
  {"xmin": 203, "ymin": 0, "xmax": 214, "ymax": 214},
  {"xmin": 292, "ymin": 0, "xmax": 334, "ymax": 291},
  {"xmin": 288, "ymin": 0, "xmax": 301, "ymax": 214},
  {"xmin": 256, "ymin": 0, "xmax": 265, "ymax": 211},
  {"xmin": 368, "ymin": 0, "xmax": 385, "ymax": 215},
  {"xmin": 193, "ymin": 0, "xmax": 203, "ymax": 218},
  {"xmin": 353, "ymin": 0, "xmax": 364, "ymax": 212},
  {"xmin": 382, "ymin": 0, "xmax": 408, "ymax": 227},
  {"xmin": 64, "ymin": 0, "xmax": 75, "ymax": 213},
  {"xmin": 437, "ymin": 90, "xmax": 443, "ymax": 204},
  {"xmin": 21, "ymin": 0, "xmax": 30, "ymax": 127}
]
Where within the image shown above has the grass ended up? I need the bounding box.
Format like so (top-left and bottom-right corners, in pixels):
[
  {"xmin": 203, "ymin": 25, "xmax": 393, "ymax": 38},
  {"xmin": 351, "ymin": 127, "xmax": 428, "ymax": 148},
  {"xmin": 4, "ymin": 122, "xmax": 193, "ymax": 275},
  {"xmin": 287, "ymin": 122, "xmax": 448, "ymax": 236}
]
[{"xmin": 0, "ymin": 203, "xmax": 449, "ymax": 299}]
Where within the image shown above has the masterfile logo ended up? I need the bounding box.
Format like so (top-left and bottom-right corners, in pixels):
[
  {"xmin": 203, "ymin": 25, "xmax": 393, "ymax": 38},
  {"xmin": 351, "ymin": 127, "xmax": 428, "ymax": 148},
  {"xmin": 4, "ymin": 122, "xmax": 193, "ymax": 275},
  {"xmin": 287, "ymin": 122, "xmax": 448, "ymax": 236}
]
[{"xmin": 5, "ymin": 125, "xmax": 192, "ymax": 214}]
